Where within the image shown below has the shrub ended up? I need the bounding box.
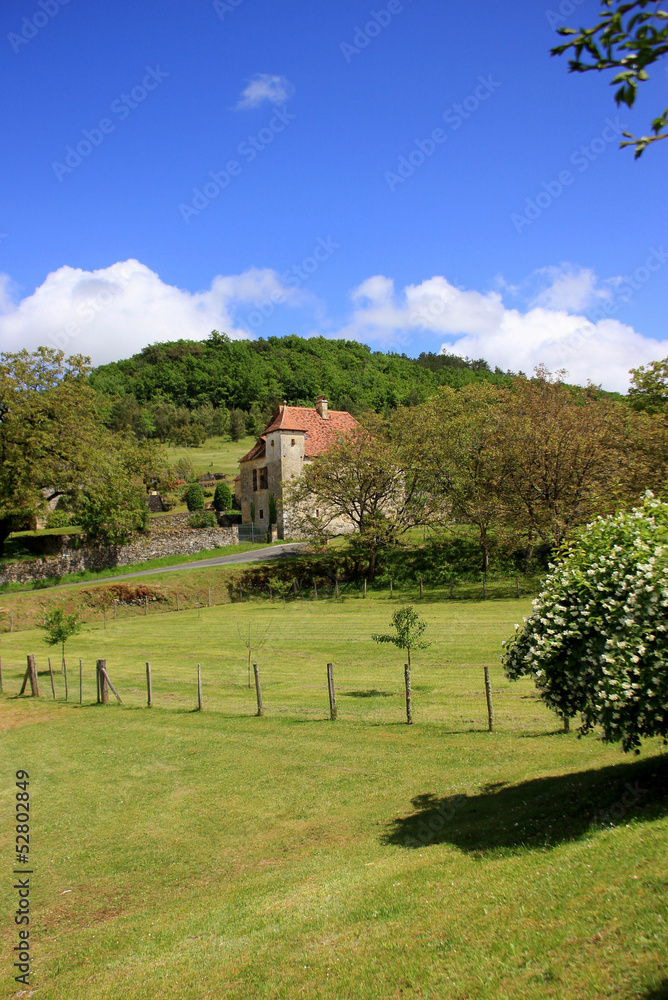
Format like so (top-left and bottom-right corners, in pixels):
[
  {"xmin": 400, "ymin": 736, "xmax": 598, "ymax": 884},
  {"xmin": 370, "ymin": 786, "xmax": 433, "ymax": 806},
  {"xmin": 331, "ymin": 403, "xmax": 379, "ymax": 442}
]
[
  {"xmin": 213, "ymin": 481, "xmax": 233, "ymax": 512},
  {"xmin": 45, "ymin": 508, "xmax": 76, "ymax": 529},
  {"xmin": 183, "ymin": 483, "xmax": 205, "ymax": 511},
  {"xmin": 188, "ymin": 510, "xmax": 217, "ymax": 529},
  {"xmin": 503, "ymin": 493, "xmax": 668, "ymax": 752}
]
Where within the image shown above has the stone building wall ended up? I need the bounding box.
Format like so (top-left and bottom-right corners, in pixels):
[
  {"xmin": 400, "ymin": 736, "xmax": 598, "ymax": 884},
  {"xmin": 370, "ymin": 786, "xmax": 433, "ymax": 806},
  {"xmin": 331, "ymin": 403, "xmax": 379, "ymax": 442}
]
[{"xmin": 0, "ymin": 526, "xmax": 240, "ymax": 586}]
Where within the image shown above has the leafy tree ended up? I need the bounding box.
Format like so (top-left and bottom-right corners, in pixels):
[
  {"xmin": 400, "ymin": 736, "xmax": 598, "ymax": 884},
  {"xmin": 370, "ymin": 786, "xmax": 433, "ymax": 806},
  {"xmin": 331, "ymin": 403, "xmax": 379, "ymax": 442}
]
[
  {"xmin": 213, "ymin": 481, "xmax": 233, "ymax": 512},
  {"xmin": 551, "ymin": 0, "xmax": 668, "ymax": 157},
  {"xmin": 373, "ymin": 605, "xmax": 430, "ymax": 724},
  {"xmin": 0, "ymin": 348, "xmax": 111, "ymax": 554},
  {"xmin": 282, "ymin": 417, "xmax": 435, "ymax": 577},
  {"xmin": 183, "ymin": 483, "xmax": 205, "ymax": 511},
  {"xmin": 78, "ymin": 473, "xmax": 149, "ymax": 546},
  {"xmin": 229, "ymin": 409, "xmax": 247, "ymax": 442},
  {"xmin": 402, "ymin": 383, "xmax": 510, "ymax": 571},
  {"xmin": 174, "ymin": 457, "xmax": 196, "ymax": 482},
  {"xmin": 494, "ymin": 368, "xmax": 627, "ymax": 547},
  {"xmin": 39, "ymin": 608, "xmax": 83, "ymax": 664},
  {"xmin": 503, "ymin": 493, "xmax": 668, "ymax": 752},
  {"xmin": 628, "ymin": 357, "xmax": 668, "ymax": 412},
  {"xmin": 372, "ymin": 605, "xmax": 430, "ymax": 669}
]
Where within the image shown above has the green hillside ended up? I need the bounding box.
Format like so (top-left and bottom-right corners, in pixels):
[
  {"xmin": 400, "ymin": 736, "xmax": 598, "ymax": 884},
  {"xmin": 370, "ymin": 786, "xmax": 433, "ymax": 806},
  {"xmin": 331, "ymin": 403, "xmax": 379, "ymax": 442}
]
[{"xmin": 89, "ymin": 332, "xmax": 509, "ymax": 413}]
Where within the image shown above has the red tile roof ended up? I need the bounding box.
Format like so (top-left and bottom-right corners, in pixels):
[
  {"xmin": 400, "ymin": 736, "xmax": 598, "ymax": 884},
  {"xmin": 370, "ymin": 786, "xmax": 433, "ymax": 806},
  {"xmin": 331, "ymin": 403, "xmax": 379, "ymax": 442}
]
[{"xmin": 240, "ymin": 404, "xmax": 358, "ymax": 462}]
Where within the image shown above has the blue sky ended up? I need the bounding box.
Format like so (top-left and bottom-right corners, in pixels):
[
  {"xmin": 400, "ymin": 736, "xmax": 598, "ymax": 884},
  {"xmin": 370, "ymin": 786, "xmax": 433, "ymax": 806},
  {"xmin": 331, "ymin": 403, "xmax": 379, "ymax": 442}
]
[{"xmin": 0, "ymin": 0, "xmax": 666, "ymax": 389}]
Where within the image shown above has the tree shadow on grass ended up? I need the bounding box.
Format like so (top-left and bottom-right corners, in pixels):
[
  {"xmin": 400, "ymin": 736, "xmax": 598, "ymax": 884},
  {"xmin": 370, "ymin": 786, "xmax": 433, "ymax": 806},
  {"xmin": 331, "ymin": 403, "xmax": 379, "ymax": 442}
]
[
  {"xmin": 383, "ymin": 754, "xmax": 668, "ymax": 853},
  {"xmin": 643, "ymin": 981, "xmax": 668, "ymax": 1000}
]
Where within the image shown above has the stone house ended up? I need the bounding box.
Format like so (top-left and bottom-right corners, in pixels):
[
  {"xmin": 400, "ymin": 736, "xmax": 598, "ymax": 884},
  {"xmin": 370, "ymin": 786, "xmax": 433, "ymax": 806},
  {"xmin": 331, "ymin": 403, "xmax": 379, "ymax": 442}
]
[{"xmin": 239, "ymin": 397, "xmax": 358, "ymax": 539}]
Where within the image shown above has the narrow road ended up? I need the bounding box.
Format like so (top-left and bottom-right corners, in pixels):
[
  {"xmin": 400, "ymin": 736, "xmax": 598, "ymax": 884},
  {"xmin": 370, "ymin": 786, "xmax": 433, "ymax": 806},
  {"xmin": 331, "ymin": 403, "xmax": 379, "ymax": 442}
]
[{"xmin": 49, "ymin": 542, "xmax": 308, "ymax": 590}]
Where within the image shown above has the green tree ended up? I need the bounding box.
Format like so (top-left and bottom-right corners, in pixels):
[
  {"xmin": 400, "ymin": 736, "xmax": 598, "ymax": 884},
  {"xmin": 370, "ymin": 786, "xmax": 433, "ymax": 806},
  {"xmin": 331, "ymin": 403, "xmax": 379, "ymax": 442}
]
[
  {"xmin": 373, "ymin": 605, "xmax": 430, "ymax": 724},
  {"xmin": 39, "ymin": 608, "xmax": 83, "ymax": 665},
  {"xmin": 229, "ymin": 409, "xmax": 247, "ymax": 442},
  {"xmin": 551, "ymin": 0, "xmax": 668, "ymax": 157},
  {"xmin": 503, "ymin": 493, "xmax": 668, "ymax": 751},
  {"xmin": 183, "ymin": 483, "xmax": 205, "ymax": 511},
  {"xmin": 78, "ymin": 474, "xmax": 149, "ymax": 546},
  {"xmin": 213, "ymin": 481, "xmax": 233, "ymax": 512},
  {"xmin": 0, "ymin": 349, "xmax": 104, "ymax": 554},
  {"xmin": 628, "ymin": 357, "xmax": 668, "ymax": 412}
]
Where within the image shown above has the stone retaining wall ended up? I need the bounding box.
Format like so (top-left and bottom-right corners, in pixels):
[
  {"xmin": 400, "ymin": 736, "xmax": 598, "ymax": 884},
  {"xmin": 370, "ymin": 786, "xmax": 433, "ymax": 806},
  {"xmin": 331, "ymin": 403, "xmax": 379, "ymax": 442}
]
[
  {"xmin": 150, "ymin": 511, "xmax": 242, "ymax": 530},
  {"xmin": 0, "ymin": 526, "xmax": 240, "ymax": 585}
]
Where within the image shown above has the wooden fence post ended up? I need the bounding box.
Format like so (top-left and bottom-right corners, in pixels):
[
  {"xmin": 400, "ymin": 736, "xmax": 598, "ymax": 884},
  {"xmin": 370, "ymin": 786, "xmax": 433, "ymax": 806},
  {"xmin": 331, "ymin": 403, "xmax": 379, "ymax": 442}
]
[
  {"xmin": 335, "ymin": 578, "xmax": 339, "ymax": 599},
  {"xmin": 79, "ymin": 659, "xmax": 83, "ymax": 704},
  {"xmin": 10, "ymin": 611, "xmax": 13, "ymax": 633},
  {"xmin": 516, "ymin": 576, "xmax": 520, "ymax": 598},
  {"xmin": 293, "ymin": 578, "xmax": 298, "ymax": 596},
  {"xmin": 484, "ymin": 666, "xmax": 494, "ymax": 733},
  {"xmin": 103, "ymin": 606, "xmax": 106, "ymax": 630},
  {"xmin": 482, "ymin": 574, "xmax": 487, "ymax": 600},
  {"xmin": 197, "ymin": 663, "xmax": 203, "ymax": 712},
  {"xmin": 97, "ymin": 659, "xmax": 108, "ymax": 704},
  {"xmin": 48, "ymin": 657, "xmax": 56, "ymax": 700},
  {"xmin": 176, "ymin": 593, "xmax": 180, "ymax": 612},
  {"xmin": 253, "ymin": 663, "xmax": 263, "ymax": 717},
  {"xmin": 404, "ymin": 663, "xmax": 413, "ymax": 725},
  {"xmin": 327, "ymin": 662, "xmax": 337, "ymax": 721},
  {"xmin": 114, "ymin": 600, "xmax": 117, "ymax": 620},
  {"xmin": 208, "ymin": 587, "xmax": 212, "ymax": 607},
  {"xmin": 419, "ymin": 577, "xmax": 423, "ymax": 599},
  {"xmin": 313, "ymin": 577, "xmax": 318, "ymax": 599},
  {"xmin": 146, "ymin": 662, "xmax": 152, "ymax": 708},
  {"xmin": 0, "ymin": 655, "xmax": 3, "ymax": 693},
  {"xmin": 363, "ymin": 578, "xmax": 367, "ymax": 599},
  {"xmin": 389, "ymin": 576, "xmax": 393, "ymax": 598},
  {"xmin": 450, "ymin": 578, "xmax": 454, "ymax": 599},
  {"xmin": 19, "ymin": 655, "xmax": 39, "ymax": 698},
  {"xmin": 144, "ymin": 595, "xmax": 148, "ymax": 616},
  {"xmin": 62, "ymin": 657, "xmax": 68, "ymax": 702}
]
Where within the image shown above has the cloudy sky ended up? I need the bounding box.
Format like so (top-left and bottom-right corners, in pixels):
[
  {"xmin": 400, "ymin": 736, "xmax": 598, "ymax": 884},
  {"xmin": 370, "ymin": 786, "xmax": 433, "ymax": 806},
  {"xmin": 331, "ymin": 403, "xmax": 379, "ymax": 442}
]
[{"xmin": 1, "ymin": 0, "xmax": 666, "ymax": 391}]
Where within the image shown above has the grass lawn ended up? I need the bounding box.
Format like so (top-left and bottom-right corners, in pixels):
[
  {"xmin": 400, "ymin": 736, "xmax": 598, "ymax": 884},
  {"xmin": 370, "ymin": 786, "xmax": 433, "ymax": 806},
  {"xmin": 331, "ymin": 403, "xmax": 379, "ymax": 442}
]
[
  {"xmin": 0, "ymin": 590, "xmax": 665, "ymax": 999},
  {"xmin": 165, "ymin": 435, "xmax": 256, "ymax": 478}
]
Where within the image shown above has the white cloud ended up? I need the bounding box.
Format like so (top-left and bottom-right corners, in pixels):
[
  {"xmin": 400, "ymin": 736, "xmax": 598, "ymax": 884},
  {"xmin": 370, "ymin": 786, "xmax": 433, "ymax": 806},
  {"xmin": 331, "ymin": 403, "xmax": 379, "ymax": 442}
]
[
  {"xmin": 234, "ymin": 73, "xmax": 294, "ymax": 110},
  {"xmin": 329, "ymin": 270, "xmax": 668, "ymax": 392},
  {"xmin": 0, "ymin": 259, "xmax": 298, "ymax": 365},
  {"xmin": 530, "ymin": 264, "xmax": 612, "ymax": 312}
]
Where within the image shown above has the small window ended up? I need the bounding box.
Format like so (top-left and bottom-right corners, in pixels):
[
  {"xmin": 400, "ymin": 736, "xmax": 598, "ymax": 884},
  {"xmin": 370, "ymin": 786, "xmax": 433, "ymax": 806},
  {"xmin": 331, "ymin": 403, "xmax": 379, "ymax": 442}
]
[
  {"xmin": 259, "ymin": 467, "xmax": 268, "ymax": 490},
  {"xmin": 291, "ymin": 438, "xmax": 295, "ymax": 446},
  {"xmin": 252, "ymin": 469, "xmax": 257, "ymax": 491},
  {"xmin": 259, "ymin": 510, "xmax": 264, "ymax": 520},
  {"xmin": 271, "ymin": 440, "xmax": 275, "ymax": 447}
]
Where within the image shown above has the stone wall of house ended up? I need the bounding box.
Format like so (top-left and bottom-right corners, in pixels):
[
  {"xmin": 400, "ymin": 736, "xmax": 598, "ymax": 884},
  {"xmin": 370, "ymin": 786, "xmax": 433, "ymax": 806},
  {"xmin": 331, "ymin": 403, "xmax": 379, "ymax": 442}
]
[{"xmin": 0, "ymin": 526, "xmax": 240, "ymax": 585}]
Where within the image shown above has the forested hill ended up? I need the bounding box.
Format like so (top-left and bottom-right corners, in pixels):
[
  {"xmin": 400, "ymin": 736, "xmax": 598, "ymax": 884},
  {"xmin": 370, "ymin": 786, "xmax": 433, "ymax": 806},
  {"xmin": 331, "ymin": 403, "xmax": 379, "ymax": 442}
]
[{"xmin": 89, "ymin": 332, "xmax": 508, "ymax": 412}]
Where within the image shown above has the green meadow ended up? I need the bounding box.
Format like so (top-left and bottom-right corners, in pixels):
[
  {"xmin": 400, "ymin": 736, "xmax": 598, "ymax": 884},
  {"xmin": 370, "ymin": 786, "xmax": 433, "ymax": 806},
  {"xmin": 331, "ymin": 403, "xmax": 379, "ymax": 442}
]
[{"xmin": 0, "ymin": 585, "xmax": 666, "ymax": 999}]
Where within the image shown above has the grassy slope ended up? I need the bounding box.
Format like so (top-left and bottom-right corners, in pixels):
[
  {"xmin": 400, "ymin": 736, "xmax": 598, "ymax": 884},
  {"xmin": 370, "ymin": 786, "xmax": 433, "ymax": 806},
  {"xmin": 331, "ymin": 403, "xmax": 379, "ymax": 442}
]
[
  {"xmin": 0, "ymin": 591, "xmax": 665, "ymax": 1000},
  {"xmin": 165, "ymin": 434, "xmax": 256, "ymax": 478}
]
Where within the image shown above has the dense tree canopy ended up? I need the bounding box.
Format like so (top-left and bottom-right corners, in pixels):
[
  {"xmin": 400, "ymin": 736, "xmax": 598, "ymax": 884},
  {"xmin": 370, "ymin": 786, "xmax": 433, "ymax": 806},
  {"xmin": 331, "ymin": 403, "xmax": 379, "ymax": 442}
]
[{"xmin": 89, "ymin": 332, "xmax": 512, "ymax": 419}]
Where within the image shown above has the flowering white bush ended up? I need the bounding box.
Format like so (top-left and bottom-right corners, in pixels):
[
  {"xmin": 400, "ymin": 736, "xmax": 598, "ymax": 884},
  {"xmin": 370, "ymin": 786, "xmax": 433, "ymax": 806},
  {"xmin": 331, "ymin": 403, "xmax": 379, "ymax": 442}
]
[{"xmin": 503, "ymin": 493, "xmax": 668, "ymax": 752}]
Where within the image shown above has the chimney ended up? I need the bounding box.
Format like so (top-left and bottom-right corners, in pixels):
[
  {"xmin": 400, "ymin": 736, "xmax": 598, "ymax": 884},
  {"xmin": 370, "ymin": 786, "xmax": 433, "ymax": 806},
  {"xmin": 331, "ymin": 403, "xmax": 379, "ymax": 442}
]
[{"xmin": 315, "ymin": 396, "xmax": 328, "ymax": 419}]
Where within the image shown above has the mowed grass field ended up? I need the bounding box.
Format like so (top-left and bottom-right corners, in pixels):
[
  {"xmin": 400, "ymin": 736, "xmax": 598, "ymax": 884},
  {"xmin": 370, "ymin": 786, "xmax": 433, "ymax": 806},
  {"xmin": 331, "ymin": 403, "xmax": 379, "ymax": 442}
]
[
  {"xmin": 0, "ymin": 587, "xmax": 666, "ymax": 1000},
  {"xmin": 166, "ymin": 435, "xmax": 256, "ymax": 478}
]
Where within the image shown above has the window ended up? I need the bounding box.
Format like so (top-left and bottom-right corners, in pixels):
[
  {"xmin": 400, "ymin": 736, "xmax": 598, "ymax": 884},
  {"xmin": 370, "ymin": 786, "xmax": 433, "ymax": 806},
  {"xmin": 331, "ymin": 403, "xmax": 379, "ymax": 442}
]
[
  {"xmin": 271, "ymin": 440, "xmax": 275, "ymax": 447},
  {"xmin": 291, "ymin": 438, "xmax": 295, "ymax": 446},
  {"xmin": 259, "ymin": 510, "xmax": 264, "ymax": 520},
  {"xmin": 252, "ymin": 469, "xmax": 257, "ymax": 491},
  {"xmin": 259, "ymin": 467, "xmax": 268, "ymax": 490}
]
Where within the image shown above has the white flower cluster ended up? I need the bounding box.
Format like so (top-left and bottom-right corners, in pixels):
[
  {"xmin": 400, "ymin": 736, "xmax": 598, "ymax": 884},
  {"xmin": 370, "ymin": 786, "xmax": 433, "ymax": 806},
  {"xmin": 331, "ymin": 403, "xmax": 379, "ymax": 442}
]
[{"xmin": 503, "ymin": 493, "xmax": 668, "ymax": 752}]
